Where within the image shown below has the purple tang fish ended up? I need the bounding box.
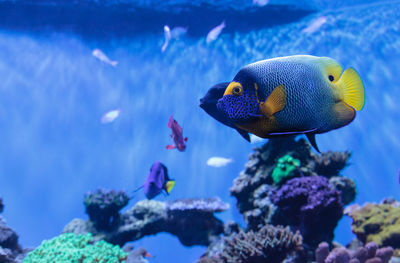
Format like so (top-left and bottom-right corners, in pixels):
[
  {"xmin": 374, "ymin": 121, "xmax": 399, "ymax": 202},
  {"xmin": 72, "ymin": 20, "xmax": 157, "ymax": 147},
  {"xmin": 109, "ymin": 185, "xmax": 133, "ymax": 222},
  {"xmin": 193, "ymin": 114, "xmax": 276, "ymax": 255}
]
[
  {"xmin": 144, "ymin": 161, "xmax": 175, "ymax": 200},
  {"xmin": 166, "ymin": 114, "xmax": 187, "ymax": 151}
]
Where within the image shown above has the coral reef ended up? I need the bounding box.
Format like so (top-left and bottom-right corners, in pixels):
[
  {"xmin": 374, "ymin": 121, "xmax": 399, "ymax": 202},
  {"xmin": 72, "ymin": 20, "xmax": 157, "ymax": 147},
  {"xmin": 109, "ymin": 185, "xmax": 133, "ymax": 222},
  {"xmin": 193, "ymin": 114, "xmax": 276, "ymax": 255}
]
[
  {"xmin": 315, "ymin": 241, "xmax": 394, "ymax": 263},
  {"xmin": 198, "ymin": 225, "xmax": 303, "ymax": 263},
  {"xmin": 345, "ymin": 200, "xmax": 400, "ymax": 248},
  {"xmin": 271, "ymin": 176, "xmax": 343, "ymax": 248},
  {"xmin": 311, "ymin": 151, "xmax": 351, "ymax": 178},
  {"xmin": 23, "ymin": 233, "xmax": 128, "ymax": 263},
  {"xmin": 84, "ymin": 189, "xmax": 130, "ymax": 231},
  {"xmin": 124, "ymin": 247, "xmax": 153, "ymax": 263},
  {"xmin": 329, "ymin": 177, "xmax": 357, "ymax": 206},
  {"xmin": 64, "ymin": 197, "xmax": 229, "ymax": 247},
  {"xmin": 228, "ymin": 137, "xmax": 354, "ymax": 251},
  {"xmin": 271, "ymin": 154, "xmax": 301, "ymax": 185},
  {"xmin": 0, "ymin": 201, "xmax": 24, "ymax": 263}
]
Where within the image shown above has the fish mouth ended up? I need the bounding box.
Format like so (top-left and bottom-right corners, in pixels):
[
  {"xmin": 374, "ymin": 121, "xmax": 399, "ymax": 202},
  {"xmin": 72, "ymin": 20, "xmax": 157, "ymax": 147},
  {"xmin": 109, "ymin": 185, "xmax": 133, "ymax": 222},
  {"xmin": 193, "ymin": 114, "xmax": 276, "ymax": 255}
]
[{"xmin": 199, "ymin": 97, "xmax": 212, "ymax": 108}]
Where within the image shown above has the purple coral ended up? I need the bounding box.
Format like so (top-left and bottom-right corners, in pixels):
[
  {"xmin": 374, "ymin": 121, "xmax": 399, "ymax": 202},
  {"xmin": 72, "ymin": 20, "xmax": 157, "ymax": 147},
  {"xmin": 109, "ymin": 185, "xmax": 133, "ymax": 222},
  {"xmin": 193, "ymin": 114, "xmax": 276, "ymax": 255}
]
[
  {"xmin": 271, "ymin": 176, "xmax": 343, "ymax": 247},
  {"xmin": 325, "ymin": 247, "xmax": 350, "ymax": 263},
  {"xmin": 315, "ymin": 242, "xmax": 394, "ymax": 263},
  {"xmin": 316, "ymin": 242, "xmax": 330, "ymax": 263},
  {"xmin": 375, "ymin": 247, "xmax": 394, "ymax": 263}
]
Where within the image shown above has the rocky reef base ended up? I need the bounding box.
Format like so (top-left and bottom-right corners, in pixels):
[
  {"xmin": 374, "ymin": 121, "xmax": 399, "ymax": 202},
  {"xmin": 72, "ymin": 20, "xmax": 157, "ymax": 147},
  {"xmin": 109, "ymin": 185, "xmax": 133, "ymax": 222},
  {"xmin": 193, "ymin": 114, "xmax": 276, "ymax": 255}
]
[{"xmin": 2, "ymin": 137, "xmax": 400, "ymax": 263}]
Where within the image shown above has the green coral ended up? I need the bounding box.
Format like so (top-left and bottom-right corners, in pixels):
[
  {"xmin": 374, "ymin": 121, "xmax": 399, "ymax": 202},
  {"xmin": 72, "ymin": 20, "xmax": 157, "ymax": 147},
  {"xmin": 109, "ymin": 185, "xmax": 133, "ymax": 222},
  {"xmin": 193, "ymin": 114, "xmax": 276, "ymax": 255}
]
[
  {"xmin": 271, "ymin": 155, "xmax": 300, "ymax": 184},
  {"xmin": 23, "ymin": 233, "xmax": 128, "ymax": 263},
  {"xmin": 347, "ymin": 203, "xmax": 400, "ymax": 247}
]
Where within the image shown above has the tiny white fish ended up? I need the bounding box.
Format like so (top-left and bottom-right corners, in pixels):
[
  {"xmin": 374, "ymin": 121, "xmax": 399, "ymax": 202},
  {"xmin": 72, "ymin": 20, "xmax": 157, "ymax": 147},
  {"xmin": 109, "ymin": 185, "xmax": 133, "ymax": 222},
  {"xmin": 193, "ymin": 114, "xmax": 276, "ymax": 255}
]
[
  {"xmin": 101, "ymin": 109, "xmax": 121, "ymax": 124},
  {"xmin": 253, "ymin": 0, "xmax": 269, "ymax": 7},
  {"xmin": 92, "ymin": 49, "xmax": 118, "ymax": 67},
  {"xmin": 250, "ymin": 134, "xmax": 265, "ymax": 144},
  {"xmin": 161, "ymin": 25, "xmax": 171, "ymax": 53},
  {"xmin": 170, "ymin": 26, "xmax": 188, "ymax": 39},
  {"xmin": 302, "ymin": 16, "xmax": 327, "ymax": 34},
  {"xmin": 206, "ymin": 21, "xmax": 226, "ymax": 44},
  {"xmin": 207, "ymin": 157, "xmax": 233, "ymax": 167}
]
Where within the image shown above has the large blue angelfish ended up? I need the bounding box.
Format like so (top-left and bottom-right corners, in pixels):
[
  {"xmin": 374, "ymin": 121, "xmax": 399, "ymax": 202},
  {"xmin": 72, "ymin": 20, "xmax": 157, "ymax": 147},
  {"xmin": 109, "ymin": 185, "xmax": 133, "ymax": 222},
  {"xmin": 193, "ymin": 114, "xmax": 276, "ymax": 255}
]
[{"xmin": 216, "ymin": 55, "xmax": 365, "ymax": 152}]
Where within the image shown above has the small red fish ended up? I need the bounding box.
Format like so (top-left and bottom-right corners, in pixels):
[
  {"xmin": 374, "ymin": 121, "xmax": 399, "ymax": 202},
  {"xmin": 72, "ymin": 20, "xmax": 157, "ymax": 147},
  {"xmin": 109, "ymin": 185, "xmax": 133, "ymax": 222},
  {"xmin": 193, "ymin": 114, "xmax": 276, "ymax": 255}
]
[{"xmin": 166, "ymin": 114, "xmax": 187, "ymax": 151}]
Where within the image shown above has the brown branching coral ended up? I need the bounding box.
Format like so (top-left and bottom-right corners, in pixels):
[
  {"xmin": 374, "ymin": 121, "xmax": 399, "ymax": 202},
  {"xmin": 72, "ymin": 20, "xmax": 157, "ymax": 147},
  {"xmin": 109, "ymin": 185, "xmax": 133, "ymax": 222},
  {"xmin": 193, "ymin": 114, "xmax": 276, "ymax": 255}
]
[{"xmin": 217, "ymin": 225, "xmax": 303, "ymax": 263}]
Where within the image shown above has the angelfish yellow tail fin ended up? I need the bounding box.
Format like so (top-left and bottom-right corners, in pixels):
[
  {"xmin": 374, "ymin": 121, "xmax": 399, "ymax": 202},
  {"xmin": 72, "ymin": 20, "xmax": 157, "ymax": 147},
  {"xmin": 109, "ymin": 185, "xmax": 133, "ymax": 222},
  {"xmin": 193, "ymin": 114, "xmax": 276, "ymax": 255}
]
[
  {"xmin": 338, "ymin": 68, "xmax": 365, "ymax": 111},
  {"xmin": 165, "ymin": 180, "xmax": 175, "ymax": 194}
]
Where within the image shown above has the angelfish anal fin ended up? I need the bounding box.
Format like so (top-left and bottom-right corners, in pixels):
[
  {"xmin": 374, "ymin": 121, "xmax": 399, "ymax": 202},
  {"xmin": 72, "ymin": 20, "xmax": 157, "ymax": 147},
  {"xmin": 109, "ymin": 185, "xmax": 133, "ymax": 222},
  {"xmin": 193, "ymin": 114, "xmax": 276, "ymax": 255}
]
[
  {"xmin": 306, "ymin": 133, "xmax": 320, "ymax": 153},
  {"xmin": 235, "ymin": 128, "xmax": 251, "ymax": 142}
]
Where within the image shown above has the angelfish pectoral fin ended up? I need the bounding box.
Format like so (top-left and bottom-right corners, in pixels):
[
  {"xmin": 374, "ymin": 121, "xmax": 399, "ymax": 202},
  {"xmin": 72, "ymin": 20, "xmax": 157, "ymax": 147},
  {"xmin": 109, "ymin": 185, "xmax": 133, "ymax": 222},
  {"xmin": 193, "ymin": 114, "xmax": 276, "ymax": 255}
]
[
  {"xmin": 306, "ymin": 133, "xmax": 320, "ymax": 153},
  {"xmin": 260, "ymin": 84, "xmax": 287, "ymax": 117}
]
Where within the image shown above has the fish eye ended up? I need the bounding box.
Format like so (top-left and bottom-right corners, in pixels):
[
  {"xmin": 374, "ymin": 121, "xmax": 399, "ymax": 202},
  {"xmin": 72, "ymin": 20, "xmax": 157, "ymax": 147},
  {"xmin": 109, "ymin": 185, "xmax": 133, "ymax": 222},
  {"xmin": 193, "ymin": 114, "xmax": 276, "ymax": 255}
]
[
  {"xmin": 328, "ymin": 75, "xmax": 334, "ymax": 82},
  {"xmin": 232, "ymin": 86, "xmax": 242, "ymax": 96}
]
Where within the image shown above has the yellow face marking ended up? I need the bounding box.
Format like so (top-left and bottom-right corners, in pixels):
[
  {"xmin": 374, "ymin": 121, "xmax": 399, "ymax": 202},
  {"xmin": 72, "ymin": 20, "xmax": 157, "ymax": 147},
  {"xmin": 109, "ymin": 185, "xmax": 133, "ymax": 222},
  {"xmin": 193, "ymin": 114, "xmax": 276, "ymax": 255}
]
[{"xmin": 224, "ymin": 82, "xmax": 243, "ymax": 96}]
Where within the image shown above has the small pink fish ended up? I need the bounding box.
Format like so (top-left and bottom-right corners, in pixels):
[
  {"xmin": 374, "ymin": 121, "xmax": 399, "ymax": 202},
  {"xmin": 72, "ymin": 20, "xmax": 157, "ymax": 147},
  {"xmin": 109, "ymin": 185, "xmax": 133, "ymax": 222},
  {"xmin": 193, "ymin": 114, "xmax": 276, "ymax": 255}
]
[
  {"xmin": 92, "ymin": 49, "xmax": 118, "ymax": 67},
  {"xmin": 206, "ymin": 21, "xmax": 226, "ymax": 44},
  {"xmin": 161, "ymin": 25, "xmax": 171, "ymax": 53},
  {"xmin": 302, "ymin": 16, "xmax": 327, "ymax": 34},
  {"xmin": 101, "ymin": 109, "xmax": 121, "ymax": 124},
  {"xmin": 166, "ymin": 114, "xmax": 187, "ymax": 151}
]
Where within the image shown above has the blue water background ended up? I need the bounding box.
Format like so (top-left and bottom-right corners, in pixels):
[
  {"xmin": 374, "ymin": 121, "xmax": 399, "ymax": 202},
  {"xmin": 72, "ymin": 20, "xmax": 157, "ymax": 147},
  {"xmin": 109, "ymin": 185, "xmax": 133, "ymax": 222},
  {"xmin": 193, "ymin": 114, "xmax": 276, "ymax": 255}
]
[{"xmin": 0, "ymin": 0, "xmax": 399, "ymax": 262}]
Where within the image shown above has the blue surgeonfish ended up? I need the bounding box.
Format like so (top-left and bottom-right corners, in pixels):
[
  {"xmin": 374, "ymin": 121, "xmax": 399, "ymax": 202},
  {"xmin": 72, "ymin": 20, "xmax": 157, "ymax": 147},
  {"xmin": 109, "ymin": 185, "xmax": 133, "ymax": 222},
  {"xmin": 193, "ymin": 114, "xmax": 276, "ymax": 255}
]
[
  {"xmin": 143, "ymin": 161, "xmax": 175, "ymax": 200},
  {"xmin": 215, "ymin": 55, "xmax": 365, "ymax": 152},
  {"xmin": 200, "ymin": 82, "xmax": 251, "ymax": 142}
]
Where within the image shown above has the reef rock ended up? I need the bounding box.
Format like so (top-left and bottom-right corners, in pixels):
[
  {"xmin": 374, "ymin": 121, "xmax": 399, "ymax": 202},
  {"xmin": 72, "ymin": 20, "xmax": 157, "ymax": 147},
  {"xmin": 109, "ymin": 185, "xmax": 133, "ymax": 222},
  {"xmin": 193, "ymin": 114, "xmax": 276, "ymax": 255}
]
[
  {"xmin": 229, "ymin": 137, "xmax": 353, "ymax": 251},
  {"xmin": 0, "ymin": 197, "xmax": 3, "ymax": 214},
  {"xmin": 310, "ymin": 151, "xmax": 351, "ymax": 178},
  {"xmin": 345, "ymin": 201, "xmax": 400, "ymax": 248},
  {"xmin": 0, "ymin": 203, "xmax": 24, "ymax": 263},
  {"xmin": 64, "ymin": 197, "xmax": 229, "ymax": 247},
  {"xmin": 84, "ymin": 189, "xmax": 130, "ymax": 231},
  {"xmin": 329, "ymin": 176, "xmax": 357, "ymax": 206}
]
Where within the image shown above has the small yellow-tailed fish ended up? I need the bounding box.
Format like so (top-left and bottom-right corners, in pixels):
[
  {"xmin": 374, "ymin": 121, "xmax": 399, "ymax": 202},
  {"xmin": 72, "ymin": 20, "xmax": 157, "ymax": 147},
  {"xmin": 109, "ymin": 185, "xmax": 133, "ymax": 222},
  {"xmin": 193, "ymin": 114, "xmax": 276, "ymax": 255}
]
[{"xmin": 215, "ymin": 55, "xmax": 365, "ymax": 152}]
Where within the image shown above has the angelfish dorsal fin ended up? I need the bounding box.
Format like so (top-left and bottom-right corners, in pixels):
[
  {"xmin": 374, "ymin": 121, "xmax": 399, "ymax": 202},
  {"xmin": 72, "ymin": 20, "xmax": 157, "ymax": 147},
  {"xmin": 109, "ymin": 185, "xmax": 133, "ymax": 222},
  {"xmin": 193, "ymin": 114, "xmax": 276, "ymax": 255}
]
[
  {"xmin": 306, "ymin": 133, "xmax": 320, "ymax": 153},
  {"xmin": 260, "ymin": 84, "xmax": 287, "ymax": 117}
]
